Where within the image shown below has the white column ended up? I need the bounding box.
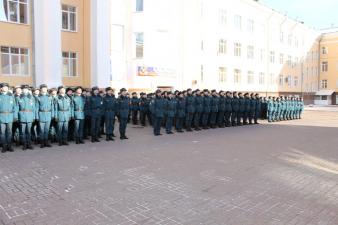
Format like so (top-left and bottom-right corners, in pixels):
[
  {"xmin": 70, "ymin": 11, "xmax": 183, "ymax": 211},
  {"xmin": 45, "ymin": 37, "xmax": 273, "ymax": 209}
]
[
  {"xmin": 33, "ymin": 0, "xmax": 62, "ymax": 87},
  {"xmin": 91, "ymin": 0, "xmax": 111, "ymax": 87}
]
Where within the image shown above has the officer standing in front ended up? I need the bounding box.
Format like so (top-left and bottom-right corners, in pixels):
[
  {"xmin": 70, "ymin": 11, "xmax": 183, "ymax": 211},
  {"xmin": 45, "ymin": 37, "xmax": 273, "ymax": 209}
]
[
  {"xmin": 0, "ymin": 83, "xmax": 17, "ymax": 153},
  {"xmin": 152, "ymin": 89, "xmax": 166, "ymax": 136},
  {"xmin": 73, "ymin": 87, "xmax": 86, "ymax": 144},
  {"xmin": 17, "ymin": 85, "xmax": 36, "ymax": 150},
  {"xmin": 89, "ymin": 87, "xmax": 103, "ymax": 143},
  {"xmin": 55, "ymin": 86, "xmax": 72, "ymax": 146},
  {"xmin": 36, "ymin": 84, "xmax": 54, "ymax": 148},
  {"xmin": 103, "ymin": 87, "xmax": 117, "ymax": 141},
  {"xmin": 117, "ymin": 88, "xmax": 130, "ymax": 140}
]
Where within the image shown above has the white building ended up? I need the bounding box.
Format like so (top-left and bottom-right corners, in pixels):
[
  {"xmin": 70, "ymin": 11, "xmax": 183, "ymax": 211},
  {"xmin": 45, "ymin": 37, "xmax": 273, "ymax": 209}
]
[{"xmin": 111, "ymin": 0, "xmax": 320, "ymax": 96}]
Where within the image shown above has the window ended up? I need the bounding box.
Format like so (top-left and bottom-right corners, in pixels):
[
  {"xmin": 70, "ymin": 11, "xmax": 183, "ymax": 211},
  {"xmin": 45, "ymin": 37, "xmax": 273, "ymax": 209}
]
[
  {"xmin": 218, "ymin": 9, "xmax": 226, "ymax": 25},
  {"xmin": 1, "ymin": 46, "xmax": 29, "ymax": 75},
  {"xmin": 1, "ymin": 0, "xmax": 28, "ymax": 24},
  {"xmin": 294, "ymin": 76, "xmax": 299, "ymax": 87},
  {"xmin": 280, "ymin": 31, "xmax": 284, "ymax": 43},
  {"xmin": 218, "ymin": 39, "xmax": 226, "ymax": 55},
  {"xmin": 247, "ymin": 45, "xmax": 254, "ymax": 59},
  {"xmin": 234, "ymin": 69, "xmax": 241, "ymax": 83},
  {"xmin": 234, "ymin": 43, "xmax": 241, "ymax": 57},
  {"xmin": 322, "ymin": 47, "xmax": 328, "ymax": 55},
  {"xmin": 259, "ymin": 73, "xmax": 265, "ymax": 85},
  {"xmin": 279, "ymin": 53, "xmax": 284, "ymax": 64},
  {"xmin": 286, "ymin": 75, "xmax": 292, "ymax": 87},
  {"xmin": 270, "ymin": 51, "xmax": 275, "ymax": 63},
  {"xmin": 288, "ymin": 34, "xmax": 292, "ymax": 46},
  {"xmin": 136, "ymin": 0, "xmax": 143, "ymax": 12},
  {"xmin": 320, "ymin": 79, "xmax": 328, "ymax": 89},
  {"xmin": 279, "ymin": 75, "xmax": 284, "ymax": 86},
  {"xmin": 234, "ymin": 15, "xmax": 241, "ymax": 30},
  {"xmin": 62, "ymin": 4, "xmax": 76, "ymax": 31},
  {"xmin": 287, "ymin": 55, "xmax": 292, "ymax": 66},
  {"xmin": 260, "ymin": 49, "xmax": 265, "ymax": 62},
  {"xmin": 62, "ymin": 51, "xmax": 77, "ymax": 77},
  {"xmin": 134, "ymin": 32, "xmax": 144, "ymax": 58},
  {"xmin": 247, "ymin": 19, "xmax": 254, "ymax": 33},
  {"xmin": 200, "ymin": 65, "xmax": 204, "ymax": 82},
  {"xmin": 322, "ymin": 61, "xmax": 328, "ymax": 72},
  {"xmin": 218, "ymin": 67, "xmax": 227, "ymax": 83},
  {"xmin": 247, "ymin": 71, "xmax": 254, "ymax": 84}
]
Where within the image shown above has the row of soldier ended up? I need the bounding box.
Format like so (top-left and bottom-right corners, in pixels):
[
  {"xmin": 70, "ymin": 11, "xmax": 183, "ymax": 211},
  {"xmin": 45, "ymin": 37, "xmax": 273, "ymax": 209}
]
[
  {"xmin": 0, "ymin": 82, "xmax": 304, "ymax": 153},
  {"xmin": 266, "ymin": 96, "xmax": 304, "ymax": 122}
]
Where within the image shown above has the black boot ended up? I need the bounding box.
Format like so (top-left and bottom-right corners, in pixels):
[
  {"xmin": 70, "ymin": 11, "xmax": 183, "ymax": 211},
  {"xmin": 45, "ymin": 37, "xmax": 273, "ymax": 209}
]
[
  {"xmin": 28, "ymin": 143, "xmax": 34, "ymax": 150},
  {"xmin": 40, "ymin": 141, "xmax": 45, "ymax": 148},
  {"xmin": 79, "ymin": 139, "xmax": 85, "ymax": 144},
  {"xmin": 106, "ymin": 136, "xmax": 110, "ymax": 141},
  {"xmin": 45, "ymin": 140, "xmax": 52, "ymax": 148},
  {"xmin": 22, "ymin": 143, "xmax": 27, "ymax": 151},
  {"xmin": 1, "ymin": 145, "xmax": 7, "ymax": 153},
  {"xmin": 63, "ymin": 141, "xmax": 69, "ymax": 146},
  {"xmin": 76, "ymin": 138, "xmax": 80, "ymax": 144},
  {"xmin": 91, "ymin": 137, "xmax": 96, "ymax": 143}
]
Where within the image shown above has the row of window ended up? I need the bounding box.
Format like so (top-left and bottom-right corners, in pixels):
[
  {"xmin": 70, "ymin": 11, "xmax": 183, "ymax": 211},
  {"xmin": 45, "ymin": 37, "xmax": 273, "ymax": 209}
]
[
  {"xmin": 218, "ymin": 10, "xmax": 301, "ymax": 48},
  {"xmin": 216, "ymin": 67, "xmax": 299, "ymax": 87},
  {"xmin": 218, "ymin": 40, "xmax": 300, "ymax": 66},
  {"xmin": 0, "ymin": 46, "xmax": 78, "ymax": 77},
  {"xmin": 1, "ymin": 0, "xmax": 77, "ymax": 32}
]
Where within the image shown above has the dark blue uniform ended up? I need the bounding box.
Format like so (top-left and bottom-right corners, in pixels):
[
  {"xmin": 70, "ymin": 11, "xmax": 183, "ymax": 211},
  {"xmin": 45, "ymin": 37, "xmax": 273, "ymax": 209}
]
[
  {"xmin": 249, "ymin": 97, "xmax": 256, "ymax": 124},
  {"xmin": 117, "ymin": 96, "xmax": 130, "ymax": 139},
  {"xmin": 194, "ymin": 95, "xmax": 203, "ymax": 130},
  {"xmin": 238, "ymin": 97, "xmax": 245, "ymax": 125},
  {"xmin": 103, "ymin": 94, "xmax": 118, "ymax": 139},
  {"xmin": 217, "ymin": 95, "xmax": 226, "ymax": 127},
  {"xmin": 231, "ymin": 96, "xmax": 240, "ymax": 126},
  {"xmin": 89, "ymin": 94, "xmax": 103, "ymax": 141},
  {"xmin": 165, "ymin": 98, "xmax": 177, "ymax": 133},
  {"xmin": 175, "ymin": 97, "xmax": 186, "ymax": 132},
  {"xmin": 202, "ymin": 96, "xmax": 211, "ymax": 129},
  {"xmin": 140, "ymin": 96, "xmax": 151, "ymax": 126},
  {"xmin": 224, "ymin": 96, "xmax": 232, "ymax": 127},
  {"xmin": 130, "ymin": 96, "xmax": 140, "ymax": 125},
  {"xmin": 185, "ymin": 95, "xmax": 195, "ymax": 131},
  {"xmin": 210, "ymin": 95, "xmax": 219, "ymax": 128},
  {"xmin": 152, "ymin": 96, "xmax": 166, "ymax": 135}
]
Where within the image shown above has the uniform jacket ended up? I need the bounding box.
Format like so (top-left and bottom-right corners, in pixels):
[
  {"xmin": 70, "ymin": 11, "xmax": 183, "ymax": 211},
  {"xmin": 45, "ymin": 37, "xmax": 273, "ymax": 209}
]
[
  {"xmin": 117, "ymin": 96, "xmax": 130, "ymax": 119},
  {"xmin": 0, "ymin": 92, "xmax": 18, "ymax": 123},
  {"xmin": 176, "ymin": 97, "xmax": 186, "ymax": 118},
  {"xmin": 89, "ymin": 94, "xmax": 103, "ymax": 118},
  {"xmin": 36, "ymin": 94, "xmax": 54, "ymax": 122},
  {"xmin": 210, "ymin": 96, "xmax": 219, "ymax": 113},
  {"xmin": 103, "ymin": 95, "xmax": 118, "ymax": 119},
  {"xmin": 73, "ymin": 94, "xmax": 86, "ymax": 120},
  {"xmin": 55, "ymin": 95, "xmax": 72, "ymax": 122},
  {"xmin": 185, "ymin": 95, "xmax": 195, "ymax": 113},
  {"xmin": 165, "ymin": 98, "xmax": 177, "ymax": 118},
  {"xmin": 17, "ymin": 94, "xmax": 36, "ymax": 123}
]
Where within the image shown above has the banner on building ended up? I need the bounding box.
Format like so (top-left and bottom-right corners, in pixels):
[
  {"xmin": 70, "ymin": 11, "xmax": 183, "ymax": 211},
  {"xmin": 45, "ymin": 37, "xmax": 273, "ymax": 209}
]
[{"xmin": 137, "ymin": 66, "xmax": 176, "ymax": 77}]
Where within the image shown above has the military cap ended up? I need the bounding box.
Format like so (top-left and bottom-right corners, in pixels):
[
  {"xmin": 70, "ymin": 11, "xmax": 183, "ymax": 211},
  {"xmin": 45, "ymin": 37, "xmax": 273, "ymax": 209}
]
[
  {"xmin": 211, "ymin": 89, "xmax": 216, "ymax": 93},
  {"xmin": 244, "ymin": 92, "xmax": 249, "ymax": 96},
  {"xmin": 195, "ymin": 89, "xmax": 200, "ymax": 92},
  {"xmin": 106, "ymin": 87, "xmax": 113, "ymax": 92},
  {"xmin": 21, "ymin": 84, "xmax": 30, "ymax": 89},
  {"xmin": 187, "ymin": 88, "xmax": 192, "ymax": 91},
  {"xmin": 255, "ymin": 93, "xmax": 259, "ymax": 96},
  {"xmin": 58, "ymin": 86, "xmax": 65, "ymax": 91},
  {"xmin": 238, "ymin": 92, "xmax": 242, "ymax": 95},
  {"xmin": 155, "ymin": 89, "xmax": 162, "ymax": 93},
  {"xmin": 226, "ymin": 91, "xmax": 231, "ymax": 94},
  {"xmin": 40, "ymin": 84, "xmax": 48, "ymax": 89},
  {"xmin": 74, "ymin": 86, "xmax": 82, "ymax": 91},
  {"xmin": 132, "ymin": 92, "xmax": 137, "ymax": 95},
  {"xmin": 219, "ymin": 90, "xmax": 224, "ymax": 94},
  {"xmin": 167, "ymin": 91, "xmax": 173, "ymax": 95},
  {"xmin": 233, "ymin": 91, "xmax": 237, "ymax": 94},
  {"xmin": 120, "ymin": 88, "xmax": 127, "ymax": 92},
  {"xmin": 0, "ymin": 83, "xmax": 9, "ymax": 88},
  {"xmin": 92, "ymin": 86, "xmax": 99, "ymax": 91},
  {"xmin": 66, "ymin": 87, "xmax": 74, "ymax": 93}
]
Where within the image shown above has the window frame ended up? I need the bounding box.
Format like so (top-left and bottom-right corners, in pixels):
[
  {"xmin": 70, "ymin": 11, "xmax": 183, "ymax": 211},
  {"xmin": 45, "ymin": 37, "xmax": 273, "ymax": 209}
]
[
  {"xmin": 1, "ymin": 0, "xmax": 30, "ymax": 25},
  {"xmin": 218, "ymin": 67, "xmax": 227, "ymax": 83},
  {"xmin": 1, "ymin": 46, "xmax": 30, "ymax": 76},
  {"xmin": 62, "ymin": 51, "xmax": 78, "ymax": 77},
  {"xmin": 61, "ymin": 4, "xmax": 77, "ymax": 32}
]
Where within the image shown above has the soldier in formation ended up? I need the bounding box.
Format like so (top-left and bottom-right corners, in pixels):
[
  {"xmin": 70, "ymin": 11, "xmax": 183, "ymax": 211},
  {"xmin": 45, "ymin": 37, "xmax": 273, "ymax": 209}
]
[{"xmin": 0, "ymin": 83, "xmax": 305, "ymax": 153}]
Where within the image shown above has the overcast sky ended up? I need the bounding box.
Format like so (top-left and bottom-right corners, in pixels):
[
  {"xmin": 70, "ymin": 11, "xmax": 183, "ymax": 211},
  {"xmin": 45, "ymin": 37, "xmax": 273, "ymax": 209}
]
[{"xmin": 261, "ymin": 0, "xmax": 338, "ymax": 30}]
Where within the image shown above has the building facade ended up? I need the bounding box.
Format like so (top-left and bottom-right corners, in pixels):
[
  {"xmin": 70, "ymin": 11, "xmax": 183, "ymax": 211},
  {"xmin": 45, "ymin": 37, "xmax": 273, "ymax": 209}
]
[
  {"xmin": 111, "ymin": 0, "xmax": 323, "ymax": 103},
  {"xmin": 0, "ymin": 0, "xmax": 111, "ymax": 88},
  {"xmin": 315, "ymin": 30, "xmax": 338, "ymax": 105}
]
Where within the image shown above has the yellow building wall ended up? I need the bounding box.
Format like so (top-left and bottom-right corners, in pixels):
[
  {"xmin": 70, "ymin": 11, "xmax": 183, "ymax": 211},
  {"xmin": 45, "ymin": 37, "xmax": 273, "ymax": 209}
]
[
  {"xmin": 320, "ymin": 33, "xmax": 338, "ymax": 91},
  {"xmin": 0, "ymin": 21, "xmax": 33, "ymax": 87},
  {"xmin": 61, "ymin": 0, "xmax": 91, "ymax": 88}
]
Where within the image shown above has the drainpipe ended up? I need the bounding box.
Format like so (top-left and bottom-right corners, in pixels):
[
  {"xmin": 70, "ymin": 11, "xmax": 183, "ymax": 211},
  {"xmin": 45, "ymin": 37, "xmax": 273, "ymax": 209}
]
[{"xmin": 31, "ymin": 0, "xmax": 36, "ymax": 86}]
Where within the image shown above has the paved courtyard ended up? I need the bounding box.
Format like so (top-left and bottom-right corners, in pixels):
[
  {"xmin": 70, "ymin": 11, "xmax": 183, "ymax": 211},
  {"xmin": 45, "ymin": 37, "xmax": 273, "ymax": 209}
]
[{"xmin": 0, "ymin": 110, "xmax": 337, "ymax": 225}]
